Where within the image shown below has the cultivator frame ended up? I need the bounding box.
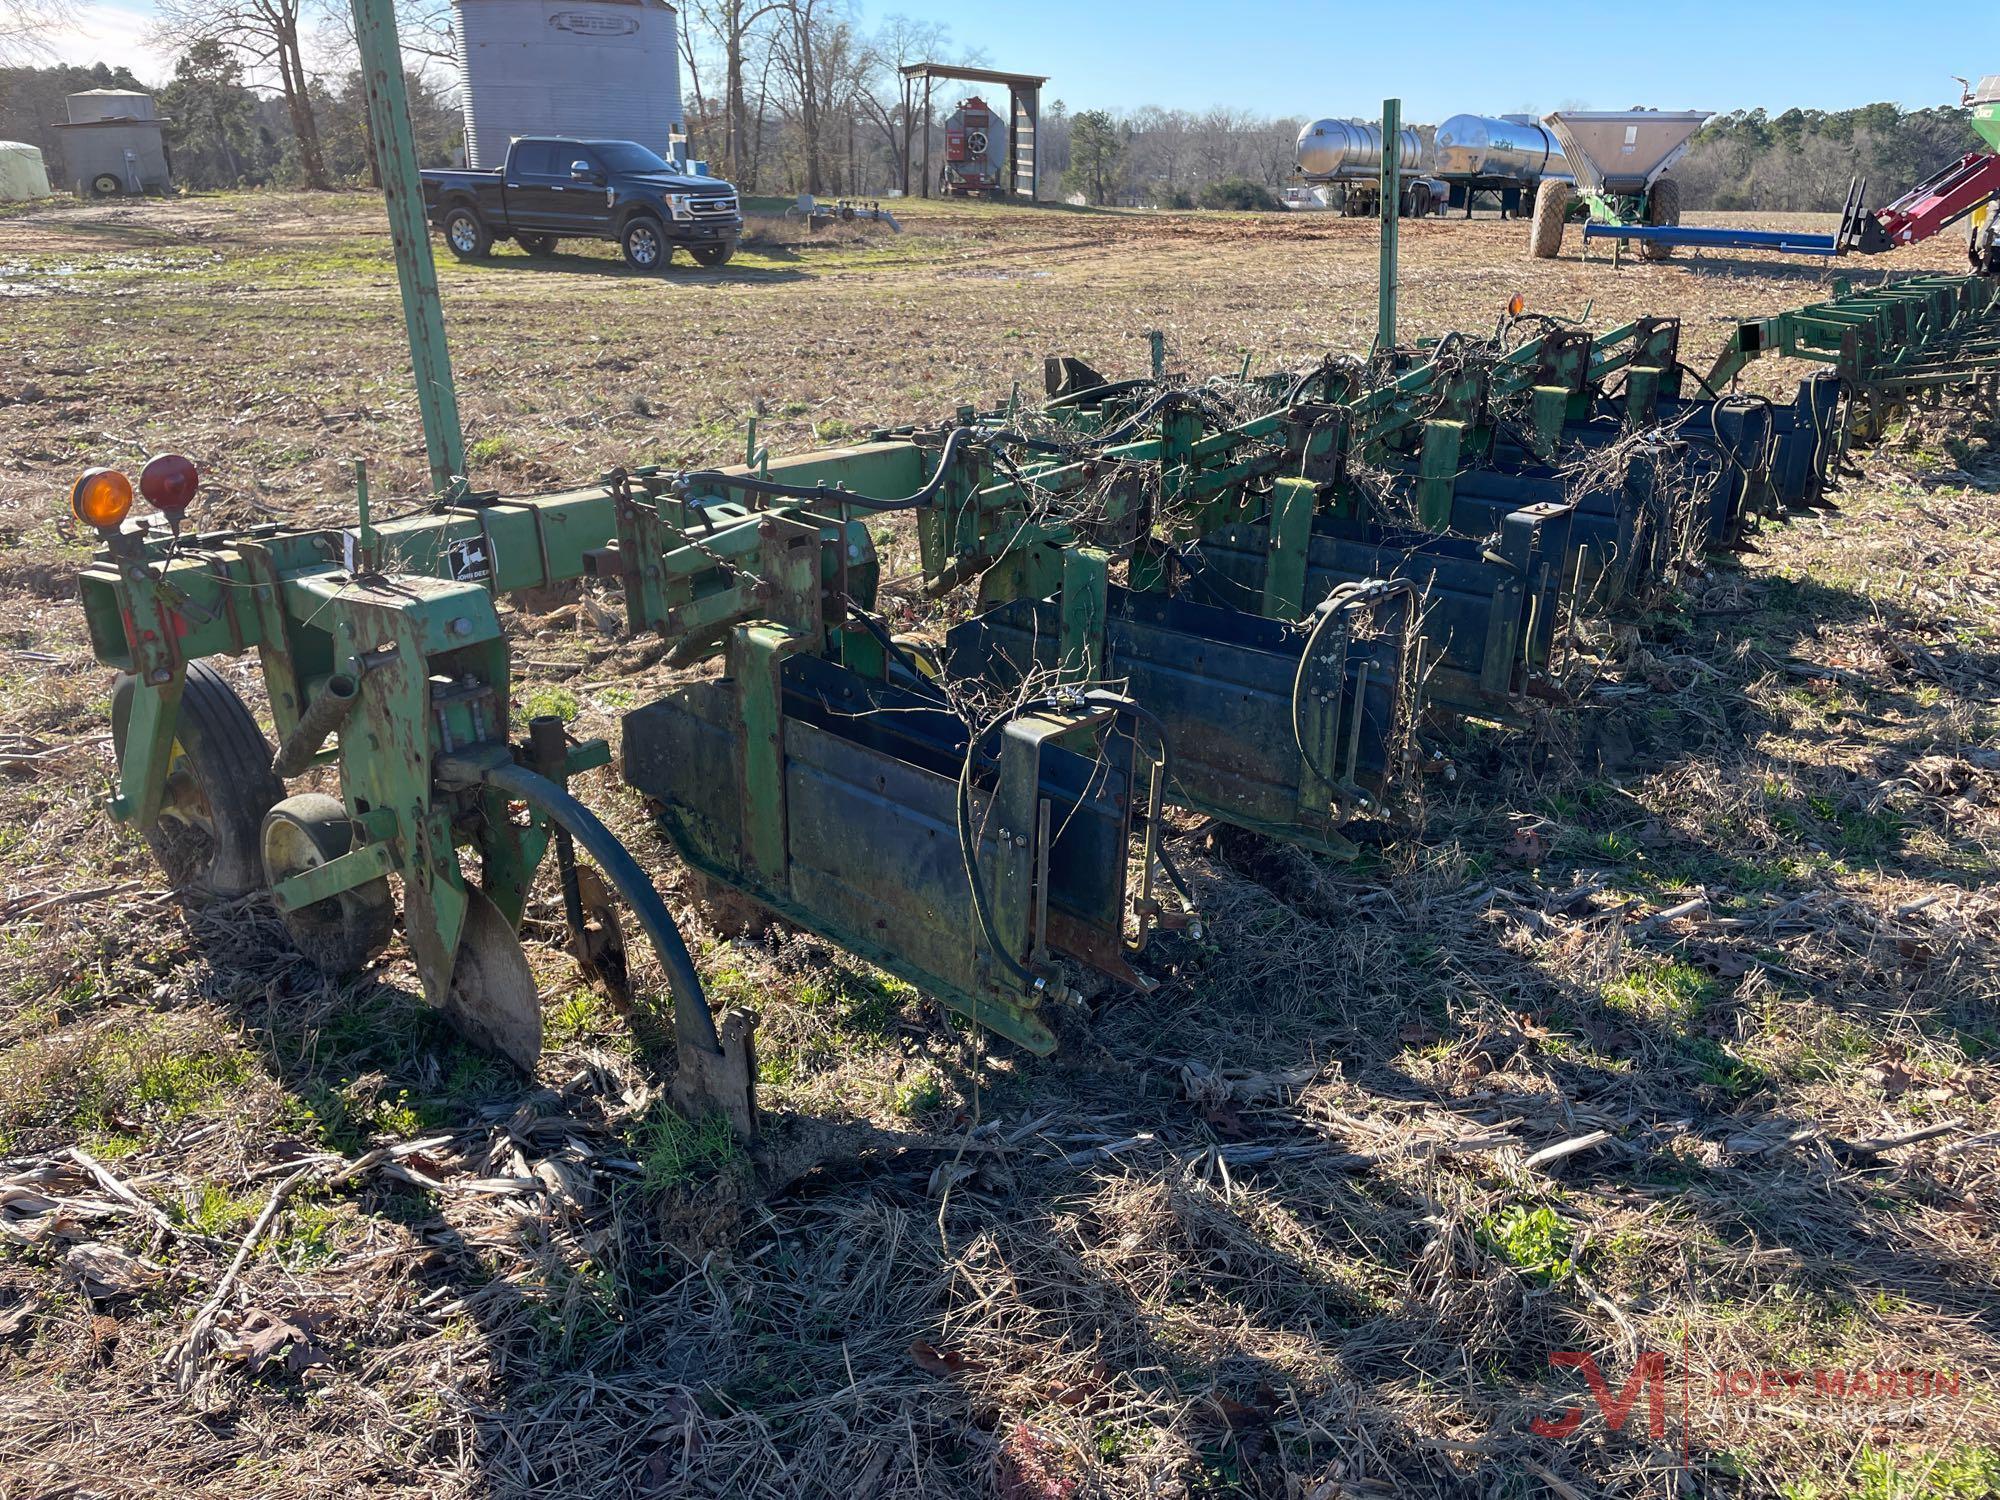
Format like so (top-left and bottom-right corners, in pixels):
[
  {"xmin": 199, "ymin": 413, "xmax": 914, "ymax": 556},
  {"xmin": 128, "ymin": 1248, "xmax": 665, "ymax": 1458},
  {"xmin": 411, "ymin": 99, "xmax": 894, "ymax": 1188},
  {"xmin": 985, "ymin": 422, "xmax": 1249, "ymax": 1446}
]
[{"xmin": 64, "ymin": 31, "xmax": 2000, "ymax": 1144}]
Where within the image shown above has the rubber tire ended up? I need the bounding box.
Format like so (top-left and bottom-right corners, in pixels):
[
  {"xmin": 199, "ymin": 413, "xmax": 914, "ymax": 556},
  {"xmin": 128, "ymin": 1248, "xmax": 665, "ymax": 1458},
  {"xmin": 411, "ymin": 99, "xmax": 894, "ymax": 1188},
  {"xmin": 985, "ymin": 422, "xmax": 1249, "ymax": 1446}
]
[
  {"xmin": 443, "ymin": 205, "xmax": 492, "ymax": 260},
  {"xmin": 621, "ymin": 216, "xmax": 671, "ymax": 271},
  {"xmin": 90, "ymin": 173, "xmax": 124, "ymax": 197},
  {"xmin": 690, "ymin": 242, "xmax": 735, "ymax": 268},
  {"xmin": 261, "ymin": 793, "xmax": 395, "ymax": 977},
  {"xmin": 111, "ymin": 663, "xmax": 284, "ymax": 899},
  {"xmin": 516, "ymin": 233, "xmax": 558, "ymax": 257},
  {"xmin": 1528, "ymin": 179, "xmax": 1571, "ymax": 259},
  {"xmin": 1639, "ymin": 177, "xmax": 1681, "ymax": 262}
]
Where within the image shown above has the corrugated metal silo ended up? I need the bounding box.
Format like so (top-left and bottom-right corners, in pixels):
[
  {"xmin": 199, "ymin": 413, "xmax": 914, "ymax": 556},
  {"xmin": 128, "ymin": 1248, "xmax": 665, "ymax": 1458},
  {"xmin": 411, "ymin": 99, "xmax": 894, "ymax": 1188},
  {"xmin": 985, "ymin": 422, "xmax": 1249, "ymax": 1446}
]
[{"xmin": 453, "ymin": 0, "xmax": 685, "ymax": 169}]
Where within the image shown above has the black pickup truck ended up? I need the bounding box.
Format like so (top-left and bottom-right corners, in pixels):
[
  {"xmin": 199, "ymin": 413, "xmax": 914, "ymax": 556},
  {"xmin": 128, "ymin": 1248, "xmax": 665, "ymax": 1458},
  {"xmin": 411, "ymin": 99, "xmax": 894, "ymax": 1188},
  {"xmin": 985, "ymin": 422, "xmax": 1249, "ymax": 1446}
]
[{"xmin": 421, "ymin": 137, "xmax": 742, "ymax": 271}]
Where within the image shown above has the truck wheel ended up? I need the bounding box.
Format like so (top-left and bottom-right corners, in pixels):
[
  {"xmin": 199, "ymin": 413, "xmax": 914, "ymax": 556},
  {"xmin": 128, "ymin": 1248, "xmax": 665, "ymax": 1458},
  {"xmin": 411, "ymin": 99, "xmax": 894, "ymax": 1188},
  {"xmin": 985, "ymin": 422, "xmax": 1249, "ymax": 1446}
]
[
  {"xmin": 1639, "ymin": 178, "xmax": 1681, "ymax": 262},
  {"xmin": 690, "ymin": 242, "xmax": 735, "ymax": 268},
  {"xmin": 621, "ymin": 217, "xmax": 670, "ymax": 271},
  {"xmin": 111, "ymin": 663, "xmax": 284, "ymax": 899},
  {"xmin": 1528, "ymin": 180, "xmax": 1571, "ymax": 259},
  {"xmin": 516, "ymin": 233, "xmax": 558, "ymax": 257},
  {"xmin": 444, "ymin": 205, "xmax": 492, "ymax": 260}
]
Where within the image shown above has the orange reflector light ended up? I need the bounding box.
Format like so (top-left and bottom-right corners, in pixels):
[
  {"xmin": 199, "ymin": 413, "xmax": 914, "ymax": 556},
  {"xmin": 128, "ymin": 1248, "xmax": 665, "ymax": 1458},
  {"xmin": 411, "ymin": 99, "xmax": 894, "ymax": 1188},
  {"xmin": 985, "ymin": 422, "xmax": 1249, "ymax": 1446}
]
[
  {"xmin": 1508, "ymin": 293, "xmax": 1527, "ymax": 318},
  {"xmin": 139, "ymin": 453, "xmax": 200, "ymax": 517},
  {"xmin": 71, "ymin": 468, "xmax": 135, "ymax": 531}
]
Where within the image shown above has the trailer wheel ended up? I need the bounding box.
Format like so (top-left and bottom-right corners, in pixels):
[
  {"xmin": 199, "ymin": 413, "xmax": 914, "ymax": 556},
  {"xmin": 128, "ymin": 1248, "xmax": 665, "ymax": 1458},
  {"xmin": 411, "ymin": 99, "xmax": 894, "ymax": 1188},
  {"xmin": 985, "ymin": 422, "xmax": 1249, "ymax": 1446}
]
[
  {"xmin": 1639, "ymin": 177, "xmax": 1681, "ymax": 262},
  {"xmin": 1528, "ymin": 179, "xmax": 1571, "ymax": 259},
  {"xmin": 262, "ymin": 793, "xmax": 395, "ymax": 976},
  {"xmin": 516, "ymin": 233, "xmax": 558, "ymax": 257},
  {"xmin": 89, "ymin": 173, "xmax": 124, "ymax": 197},
  {"xmin": 111, "ymin": 663, "xmax": 284, "ymax": 899},
  {"xmin": 621, "ymin": 217, "xmax": 670, "ymax": 271},
  {"xmin": 443, "ymin": 205, "xmax": 492, "ymax": 260}
]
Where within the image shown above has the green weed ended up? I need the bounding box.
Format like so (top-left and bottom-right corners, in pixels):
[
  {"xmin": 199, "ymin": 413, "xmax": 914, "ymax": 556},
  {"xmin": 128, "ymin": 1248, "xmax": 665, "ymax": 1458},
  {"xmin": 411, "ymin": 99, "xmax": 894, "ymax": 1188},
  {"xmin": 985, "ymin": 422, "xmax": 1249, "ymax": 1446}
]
[
  {"xmin": 520, "ymin": 684, "xmax": 579, "ymax": 722},
  {"xmin": 1478, "ymin": 1203, "xmax": 1574, "ymax": 1285},
  {"xmin": 634, "ymin": 1104, "xmax": 743, "ymax": 1191}
]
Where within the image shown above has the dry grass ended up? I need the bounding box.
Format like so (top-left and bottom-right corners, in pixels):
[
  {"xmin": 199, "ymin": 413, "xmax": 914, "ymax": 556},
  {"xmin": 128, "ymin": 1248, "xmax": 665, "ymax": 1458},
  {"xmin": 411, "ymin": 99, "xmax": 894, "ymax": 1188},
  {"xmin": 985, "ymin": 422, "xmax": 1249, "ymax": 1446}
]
[{"xmin": 0, "ymin": 191, "xmax": 1997, "ymax": 1499}]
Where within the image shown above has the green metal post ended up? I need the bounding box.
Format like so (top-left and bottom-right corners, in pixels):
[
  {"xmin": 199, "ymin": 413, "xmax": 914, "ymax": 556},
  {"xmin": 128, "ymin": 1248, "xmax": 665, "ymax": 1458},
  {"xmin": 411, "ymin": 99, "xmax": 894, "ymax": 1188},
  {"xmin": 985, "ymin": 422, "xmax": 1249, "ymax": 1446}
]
[
  {"xmin": 1377, "ymin": 98, "xmax": 1401, "ymax": 354},
  {"xmin": 350, "ymin": 0, "xmax": 466, "ymax": 493},
  {"xmin": 353, "ymin": 459, "xmax": 375, "ymax": 566}
]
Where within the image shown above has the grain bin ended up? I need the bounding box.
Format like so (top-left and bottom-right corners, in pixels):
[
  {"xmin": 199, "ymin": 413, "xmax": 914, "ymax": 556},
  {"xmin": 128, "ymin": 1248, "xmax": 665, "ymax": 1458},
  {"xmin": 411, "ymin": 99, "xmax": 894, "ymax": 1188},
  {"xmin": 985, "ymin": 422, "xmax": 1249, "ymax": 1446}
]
[
  {"xmin": 52, "ymin": 90, "xmax": 172, "ymax": 196},
  {"xmin": 453, "ymin": 0, "xmax": 686, "ymax": 170}
]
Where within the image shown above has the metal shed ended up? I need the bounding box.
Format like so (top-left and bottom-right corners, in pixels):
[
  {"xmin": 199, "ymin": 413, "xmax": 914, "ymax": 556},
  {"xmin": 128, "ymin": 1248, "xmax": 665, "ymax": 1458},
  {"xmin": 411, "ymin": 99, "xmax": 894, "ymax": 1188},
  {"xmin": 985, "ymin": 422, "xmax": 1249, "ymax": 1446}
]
[
  {"xmin": 53, "ymin": 90, "xmax": 172, "ymax": 197},
  {"xmin": 899, "ymin": 63, "xmax": 1048, "ymax": 202},
  {"xmin": 453, "ymin": 0, "xmax": 686, "ymax": 170}
]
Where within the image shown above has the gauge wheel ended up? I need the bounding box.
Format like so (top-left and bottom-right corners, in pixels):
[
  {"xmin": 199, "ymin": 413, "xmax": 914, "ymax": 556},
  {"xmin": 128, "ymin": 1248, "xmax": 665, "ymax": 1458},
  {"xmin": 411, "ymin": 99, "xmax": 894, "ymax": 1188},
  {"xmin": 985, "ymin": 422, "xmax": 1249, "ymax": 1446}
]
[
  {"xmin": 621, "ymin": 216, "xmax": 671, "ymax": 271},
  {"xmin": 516, "ymin": 233, "xmax": 558, "ymax": 256},
  {"xmin": 443, "ymin": 205, "xmax": 492, "ymax": 260},
  {"xmin": 690, "ymin": 242, "xmax": 735, "ymax": 268},
  {"xmin": 261, "ymin": 793, "xmax": 395, "ymax": 976},
  {"xmin": 440, "ymin": 886, "xmax": 543, "ymax": 1071},
  {"xmin": 89, "ymin": 173, "xmax": 124, "ymax": 197},
  {"xmin": 111, "ymin": 663, "xmax": 284, "ymax": 899}
]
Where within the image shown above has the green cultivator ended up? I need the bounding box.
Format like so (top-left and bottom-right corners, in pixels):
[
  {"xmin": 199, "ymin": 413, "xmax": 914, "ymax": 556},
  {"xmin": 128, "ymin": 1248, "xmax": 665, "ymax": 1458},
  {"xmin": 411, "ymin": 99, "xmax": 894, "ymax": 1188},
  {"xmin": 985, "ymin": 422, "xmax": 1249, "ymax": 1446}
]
[
  {"xmin": 66, "ymin": 7, "xmax": 2000, "ymax": 1142},
  {"xmin": 71, "ymin": 270, "xmax": 2000, "ymax": 1140}
]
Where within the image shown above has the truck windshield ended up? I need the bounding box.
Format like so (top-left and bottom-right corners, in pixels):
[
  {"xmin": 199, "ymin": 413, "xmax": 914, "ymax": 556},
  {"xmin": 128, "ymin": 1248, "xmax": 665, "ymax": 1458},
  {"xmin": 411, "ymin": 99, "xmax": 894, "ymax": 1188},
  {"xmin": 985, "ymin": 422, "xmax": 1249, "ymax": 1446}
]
[{"xmin": 592, "ymin": 144, "xmax": 673, "ymax": 174}]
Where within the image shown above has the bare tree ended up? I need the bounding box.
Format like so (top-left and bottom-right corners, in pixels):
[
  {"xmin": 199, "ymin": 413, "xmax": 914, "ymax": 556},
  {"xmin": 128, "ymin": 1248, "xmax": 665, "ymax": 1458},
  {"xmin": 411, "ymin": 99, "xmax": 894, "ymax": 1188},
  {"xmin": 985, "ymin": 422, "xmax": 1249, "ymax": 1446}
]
[
  {"xmin": 0, "ymin": 0, "xmax": 73, "ymax": 63},
  {"xmin": 767, "ymin": 0, "xmax": 854, "ymax": 195},
  {"xmin": 317, "ymin": 0, "xmax": 456, "ymax": 65},
  {"xmin": 687, "ymin": 0, "xmax": 788, "ymax": 186},
  {"xmin": 852, "ymin": 14, "xmax": 947, "ymax": 196},
  {"xmin": 153, "ymin": 0, "xmax": 331, "ymax": 189}
]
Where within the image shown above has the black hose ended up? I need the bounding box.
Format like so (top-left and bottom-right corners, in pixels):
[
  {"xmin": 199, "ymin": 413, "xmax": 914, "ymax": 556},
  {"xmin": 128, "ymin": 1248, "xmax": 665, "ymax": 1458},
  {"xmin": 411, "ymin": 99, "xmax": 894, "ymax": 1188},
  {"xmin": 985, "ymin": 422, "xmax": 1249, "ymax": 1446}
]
[
  {"xmin": 478, "ymin": 760, "xmax": 721, "ymax": 1056},
  {"xmin": 954, "ymin": 690, "xmax": 1175, "ymax": 991}
]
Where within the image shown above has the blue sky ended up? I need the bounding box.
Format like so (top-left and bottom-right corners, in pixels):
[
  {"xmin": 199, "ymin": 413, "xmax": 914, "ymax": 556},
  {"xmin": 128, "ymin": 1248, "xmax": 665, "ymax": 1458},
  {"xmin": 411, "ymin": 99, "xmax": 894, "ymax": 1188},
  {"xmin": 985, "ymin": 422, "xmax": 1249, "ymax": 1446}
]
[{"xmin": 48, "ymin": 0, "xmax": 1983, "ymax": 122}]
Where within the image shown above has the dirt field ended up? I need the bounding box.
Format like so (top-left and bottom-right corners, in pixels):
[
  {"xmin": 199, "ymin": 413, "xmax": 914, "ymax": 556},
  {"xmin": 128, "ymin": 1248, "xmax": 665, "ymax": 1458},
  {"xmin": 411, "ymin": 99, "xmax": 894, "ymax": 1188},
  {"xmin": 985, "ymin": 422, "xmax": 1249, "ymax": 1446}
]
[{"xmin": 1, "ymin": 191, "xmax": 1998, "ymax": 1499}]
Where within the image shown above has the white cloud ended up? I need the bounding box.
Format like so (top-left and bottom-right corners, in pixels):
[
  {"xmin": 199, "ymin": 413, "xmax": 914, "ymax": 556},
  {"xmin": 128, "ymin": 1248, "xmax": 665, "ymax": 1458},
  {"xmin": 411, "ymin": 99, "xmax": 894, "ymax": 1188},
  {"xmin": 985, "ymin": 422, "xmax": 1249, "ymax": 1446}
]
[{"xmin": 42, "ymin": 2, "xmax": 176, "ymax": 87}]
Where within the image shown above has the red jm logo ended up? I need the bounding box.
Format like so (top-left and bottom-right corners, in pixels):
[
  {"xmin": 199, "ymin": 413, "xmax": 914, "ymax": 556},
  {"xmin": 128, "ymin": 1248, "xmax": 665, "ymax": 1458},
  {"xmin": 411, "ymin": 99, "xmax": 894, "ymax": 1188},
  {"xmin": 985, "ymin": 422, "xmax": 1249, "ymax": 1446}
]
[{"xmin": 1533, "ymin": 1352, "xmax": 1671, "ymax": 1440}]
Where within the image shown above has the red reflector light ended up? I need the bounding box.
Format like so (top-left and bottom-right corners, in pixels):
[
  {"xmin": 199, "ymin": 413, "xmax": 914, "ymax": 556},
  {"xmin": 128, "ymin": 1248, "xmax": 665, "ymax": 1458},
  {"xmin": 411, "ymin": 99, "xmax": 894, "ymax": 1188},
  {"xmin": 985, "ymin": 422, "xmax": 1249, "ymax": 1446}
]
[{"xmin": 139, "ymin": 453, "xmax": 200, "ymax": 517}]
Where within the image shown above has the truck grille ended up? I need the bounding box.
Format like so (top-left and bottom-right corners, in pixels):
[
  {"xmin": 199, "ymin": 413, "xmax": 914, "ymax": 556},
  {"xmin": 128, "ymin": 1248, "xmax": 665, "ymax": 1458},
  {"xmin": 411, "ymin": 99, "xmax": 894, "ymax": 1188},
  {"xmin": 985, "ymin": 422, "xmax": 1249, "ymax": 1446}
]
[{"xmin": 689, "ymin": 194, "xmax": 739, "ymax": 219}]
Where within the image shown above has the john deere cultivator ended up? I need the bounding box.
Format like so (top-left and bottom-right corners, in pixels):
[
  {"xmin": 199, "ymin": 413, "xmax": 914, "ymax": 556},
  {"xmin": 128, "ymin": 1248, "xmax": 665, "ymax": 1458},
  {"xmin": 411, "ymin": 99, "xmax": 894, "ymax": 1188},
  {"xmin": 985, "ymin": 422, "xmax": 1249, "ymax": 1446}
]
[{"xmin": 71, "ymin": 267, "xmax": 2000, "ymax": 1140}]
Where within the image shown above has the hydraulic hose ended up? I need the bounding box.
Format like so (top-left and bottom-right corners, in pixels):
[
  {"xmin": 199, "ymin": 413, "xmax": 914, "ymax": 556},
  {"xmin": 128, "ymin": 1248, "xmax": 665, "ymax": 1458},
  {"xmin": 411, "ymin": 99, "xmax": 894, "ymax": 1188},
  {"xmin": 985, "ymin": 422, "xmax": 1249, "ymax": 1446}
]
[
  {"xmin": 955, "ymin": 690, "xmax": 1175, "ymax": 991},
  {"xmin": 478, "ymin": 760, "xmax": 721, "ymax": 1056}
]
